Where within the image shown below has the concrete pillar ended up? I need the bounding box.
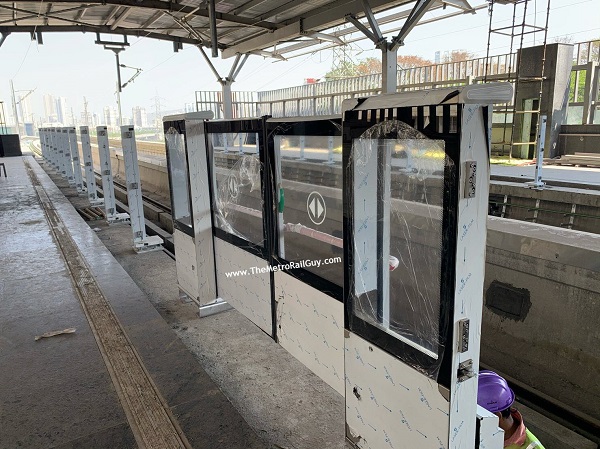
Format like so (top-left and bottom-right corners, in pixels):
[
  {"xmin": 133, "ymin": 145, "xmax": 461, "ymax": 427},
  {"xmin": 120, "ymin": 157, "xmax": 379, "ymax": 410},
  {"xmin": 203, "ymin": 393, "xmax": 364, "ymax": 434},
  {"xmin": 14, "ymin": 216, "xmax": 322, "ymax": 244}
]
[{"xmin": 221, "ymin": 80, "xmax": 234, "ymax": 119}]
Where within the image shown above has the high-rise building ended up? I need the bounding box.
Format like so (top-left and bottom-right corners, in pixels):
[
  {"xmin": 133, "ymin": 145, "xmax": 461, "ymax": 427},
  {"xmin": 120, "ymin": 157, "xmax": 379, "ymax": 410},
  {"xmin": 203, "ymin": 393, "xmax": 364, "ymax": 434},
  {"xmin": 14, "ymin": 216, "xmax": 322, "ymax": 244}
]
[
  {"xmin": 103, "ymin": 106, "xmax": 119, "ymax": 128},
  {"xmin": 17, "ymin": 95, "xmax": 34, "ymax": 123},
  {"xmin": 132, "ymin": 106, "xmax": 148, "ymax": 128},
  {"xmin": 55, "ymin": 97, "xmax": 68, "ymax": 124},
  {"xmin": 43, "ymin": 94, "xmax": 56, "ymax": 121}
]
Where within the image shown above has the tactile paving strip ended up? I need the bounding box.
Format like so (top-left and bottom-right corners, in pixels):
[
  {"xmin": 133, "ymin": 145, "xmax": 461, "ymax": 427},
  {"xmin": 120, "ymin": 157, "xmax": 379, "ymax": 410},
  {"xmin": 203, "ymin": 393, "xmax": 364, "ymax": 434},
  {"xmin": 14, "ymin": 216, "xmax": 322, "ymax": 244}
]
[{"xmin": 25, "ymin": 160, "xmax": 192, "ymax": 449}]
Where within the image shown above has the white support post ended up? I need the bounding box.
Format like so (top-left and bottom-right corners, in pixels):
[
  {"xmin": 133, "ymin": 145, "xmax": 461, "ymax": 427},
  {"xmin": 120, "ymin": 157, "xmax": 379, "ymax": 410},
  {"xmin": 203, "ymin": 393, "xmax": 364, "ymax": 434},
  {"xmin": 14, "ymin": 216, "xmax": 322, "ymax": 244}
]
[
  {"xmin": 299, "ymin": 135, "xmax": 306, "ymax": 160},
  {"xmin": 120, "ymin": 125, "xmax": 163, "ymax": 252},
  {"xmin": 51, "ymin": 128, "xmax": 60, "ymax": 170},
  {"xmin": 97, "ymin": 126, "xmax": 130, "ymax": 224},
  {"xmin": 527, "ymin": 115, "xmax": 547, "ymax": 189},
  {"xmin": 324, "ymin": 135, "xmax": 335, "ymax": 165},
  {"xmin": 80, "ymin": 126, "xmax": 103, "ymax": 207},
  {"xmin": 60, "ymin": 128, "xmax": 75, "ymax": 183},
  {"xmin": 47, "ymin": 129, "xmax": 53, "ymax": 166},
  {"xmin": 43, "ymin": 129, "xmax": 49, "ymax": 162},
  {"xmin": 380, "ymin": 141, "xmax": 393, "ymax": 327},
  {"xmin": 39, "ymin": 129, "xmax": 45, "ymax": 159},
  {"xmin": 68, "ymin": 127, "xmax": 85, "ymax": 193}
]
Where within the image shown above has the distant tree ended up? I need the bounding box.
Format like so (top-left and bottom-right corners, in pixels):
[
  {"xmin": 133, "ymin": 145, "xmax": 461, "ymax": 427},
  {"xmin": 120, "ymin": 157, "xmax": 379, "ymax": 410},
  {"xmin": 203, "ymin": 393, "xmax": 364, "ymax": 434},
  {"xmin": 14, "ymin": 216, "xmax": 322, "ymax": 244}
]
[
  {"xmin": 553, "ymin": 35, "xmax": 574, "ymax": 44},
  {"xmin": 356, "ymin": 57, "xmax": 382, "ymax": 75},
  {"xmin": 444, "ymin": 50, "xmax": 476, "ymax": 62},
  {"xmin": 397, "ymin": 55, "xmax": 433, "ymax": 69},
  {"xmin": 324, "ymin": 60, "xmax": 361, "ymax": 80}
]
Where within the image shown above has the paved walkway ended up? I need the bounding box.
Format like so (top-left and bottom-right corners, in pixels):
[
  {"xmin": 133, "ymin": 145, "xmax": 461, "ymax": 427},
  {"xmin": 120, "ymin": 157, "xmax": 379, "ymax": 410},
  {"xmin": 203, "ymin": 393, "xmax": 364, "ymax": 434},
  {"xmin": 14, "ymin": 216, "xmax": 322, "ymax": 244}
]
[{"xmin": 0, "ymin": 155, "xmax": 266, "ymax": 449}]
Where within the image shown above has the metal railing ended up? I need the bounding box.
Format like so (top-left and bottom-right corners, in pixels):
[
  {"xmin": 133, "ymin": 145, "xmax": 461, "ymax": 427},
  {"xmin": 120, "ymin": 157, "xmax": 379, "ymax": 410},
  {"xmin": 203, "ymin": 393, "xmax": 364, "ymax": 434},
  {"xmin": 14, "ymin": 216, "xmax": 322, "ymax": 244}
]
[
  {"xmin": 194, "ymin": 40, "xmax": 599, "ymax": 128},
  {"xmin": 195, "ymin": 91, "xmax": 258, "ymax": 119}
]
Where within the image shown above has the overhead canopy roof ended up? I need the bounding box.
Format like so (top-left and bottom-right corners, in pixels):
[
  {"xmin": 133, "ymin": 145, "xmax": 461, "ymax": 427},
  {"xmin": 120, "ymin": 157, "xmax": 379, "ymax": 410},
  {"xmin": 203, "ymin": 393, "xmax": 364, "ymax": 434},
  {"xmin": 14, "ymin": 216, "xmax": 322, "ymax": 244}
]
[{"xmin": 0, "ymin": 0, "xmax": 483, "ymax": 60}]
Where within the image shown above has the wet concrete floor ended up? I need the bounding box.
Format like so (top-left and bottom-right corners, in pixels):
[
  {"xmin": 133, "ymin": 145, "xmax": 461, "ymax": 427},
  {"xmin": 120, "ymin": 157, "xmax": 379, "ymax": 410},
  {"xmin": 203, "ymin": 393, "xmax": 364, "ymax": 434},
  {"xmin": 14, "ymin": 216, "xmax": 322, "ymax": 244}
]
[{"xmin": 0, "ymin": 156, "xmax": 268, "ymax": 449}]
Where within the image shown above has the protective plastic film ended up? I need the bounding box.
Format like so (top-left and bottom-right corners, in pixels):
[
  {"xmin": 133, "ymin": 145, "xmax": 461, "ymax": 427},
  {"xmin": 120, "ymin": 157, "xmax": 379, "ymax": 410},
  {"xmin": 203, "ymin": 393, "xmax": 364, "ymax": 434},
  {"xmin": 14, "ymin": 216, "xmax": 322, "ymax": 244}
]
[
  {"xmin": 209, "ymin": 131, "xmax": 265, "ymax": 246},
  {"xmin": 165, "ymin": 127, "xmax": 192, "ymax": 229},
  {"xmin": 273, "ymin": 129, "xmax": 343, "ymax": 286},
  {"xmin": 350, "ymin": 119, "xmax": 454, "ymax": 378}
]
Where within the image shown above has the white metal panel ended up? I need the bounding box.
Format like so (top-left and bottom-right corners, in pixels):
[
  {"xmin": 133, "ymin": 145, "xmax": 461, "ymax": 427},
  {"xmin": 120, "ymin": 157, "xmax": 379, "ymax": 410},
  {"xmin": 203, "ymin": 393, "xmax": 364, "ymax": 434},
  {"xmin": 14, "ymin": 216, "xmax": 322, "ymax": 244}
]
[
  {"xmin": 121, "ymin": 126, "xmax": 146, "ymax": 243},
  {"xmin": 214, "ymin": 238, "xmax": 272, "ymax": 335},
  {"xmin": 353, "ymin": 139, "xmax": 378, "ymax": 296},
  {"xmin": 79, "ymin": 126, "xmax": 102, "ymax": 205},
  {"xmin": 345, "ymin": 332, "xmax": 451, "ymax": 449},
  {"xmin": 67, "ymin": 127, "xmax": 85, "ymax": 192},
  {"xmin": 173, "ymin": 229, "xmax": 200, "ymax": 299},
  {"xmin": 448, "ymin": 104, "xmax": 491, "ymax": 449},
  {"xmin": 275, "ymin": 271, "xmax": 345, "ymax": 395},
  {"xmin": 60, "ymin": 128, "xmax": 75, "ymax": 184},
  {"xmin": 477, "ymin": 405, "xmax": 504, "ymax": 449},
  {"xmin": 97, "ymin": 127, "xmax": 117, "ymax": 217},
  {"xmin": 187, "ymin": 119, "xmax": 218, "ymax": 305},
  {"xmin": 121, "ymin": 125, "xmax": 162, "ymax": 251}
]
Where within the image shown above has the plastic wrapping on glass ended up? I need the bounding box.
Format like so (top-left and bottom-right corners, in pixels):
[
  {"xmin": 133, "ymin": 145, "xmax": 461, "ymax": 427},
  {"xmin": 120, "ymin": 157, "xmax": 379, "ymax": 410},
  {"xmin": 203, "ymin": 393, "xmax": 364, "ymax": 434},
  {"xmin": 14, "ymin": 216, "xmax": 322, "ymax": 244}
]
[
  {"xmin": 348, "ymin": 119, "xmax": 454, "ymax": 380},
  {"xmin": 165, "ymin": 127, "xmax": 192, "ymax": 229},
  {"xmin": 209, "ymin": 132, "xmax": 264, "ymax": 246},
  {"xmin": 270, "ymin": 125, "xmax": 344, "ymax": 286}
]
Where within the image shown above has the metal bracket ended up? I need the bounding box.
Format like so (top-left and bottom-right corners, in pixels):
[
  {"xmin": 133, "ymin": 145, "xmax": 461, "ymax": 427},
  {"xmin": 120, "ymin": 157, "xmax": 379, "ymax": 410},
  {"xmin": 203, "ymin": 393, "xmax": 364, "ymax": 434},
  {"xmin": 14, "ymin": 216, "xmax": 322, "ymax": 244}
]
[
  {"xmin": 458, "ymin": 359, "xmax": 476, "ymax": 382},
  {"xmin": 457, "ymin": 318, "xmax": 470, "ymax": 353},
  {"xmin": 464, "ymin": 160, "xmax": 477, "ymax": 198}
]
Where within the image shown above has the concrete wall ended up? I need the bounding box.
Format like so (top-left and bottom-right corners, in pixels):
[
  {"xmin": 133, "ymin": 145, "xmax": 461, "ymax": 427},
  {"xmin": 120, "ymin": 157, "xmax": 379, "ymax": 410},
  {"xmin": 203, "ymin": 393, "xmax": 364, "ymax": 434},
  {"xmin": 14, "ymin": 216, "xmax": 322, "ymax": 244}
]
[
  {"xmin": 516, "ymin": 43, "xmax": 574, "ymax": 158},
  {"xmin": 558, "ymin": 124, "xmax": 600, "ymax": 156},
  {"xmin": 483, "ymin": 217, "xmax": 600, "ymax": 421},
  {"xmin": 89, "ymin": 144, "xmax": 169, "ymax": 197}
]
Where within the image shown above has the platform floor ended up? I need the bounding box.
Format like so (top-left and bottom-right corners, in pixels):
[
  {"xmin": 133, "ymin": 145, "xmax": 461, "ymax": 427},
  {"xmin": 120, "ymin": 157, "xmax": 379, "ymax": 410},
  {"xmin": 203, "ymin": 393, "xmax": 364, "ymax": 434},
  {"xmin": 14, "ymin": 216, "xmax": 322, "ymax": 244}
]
[{"xmin": 0, "ymin": 156, "xmax": 265, "ymax": 449}]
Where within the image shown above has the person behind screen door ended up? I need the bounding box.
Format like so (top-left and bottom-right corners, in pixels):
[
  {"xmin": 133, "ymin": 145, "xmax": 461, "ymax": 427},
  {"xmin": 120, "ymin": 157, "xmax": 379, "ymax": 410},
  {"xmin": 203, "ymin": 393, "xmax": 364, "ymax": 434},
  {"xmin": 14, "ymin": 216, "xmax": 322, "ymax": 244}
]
[{"xmin": 477, "ymin": 370, "xmax": 545, "ymax": 449}]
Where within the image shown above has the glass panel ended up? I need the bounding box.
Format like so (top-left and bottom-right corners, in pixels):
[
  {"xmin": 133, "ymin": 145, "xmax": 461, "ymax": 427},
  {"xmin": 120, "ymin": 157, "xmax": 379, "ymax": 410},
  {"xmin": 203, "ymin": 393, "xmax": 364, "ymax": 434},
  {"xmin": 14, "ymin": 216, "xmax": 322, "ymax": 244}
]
[
  {"xmin": 275, "ymin": 134, "xmax": 343, "ymax": 285},
  {"xmin": 351, "ymin": 120, "xmax": 451, "ymax": 359},
  {"xmin": 209, "ymin": 131, "xmax": 264, "ymax": 246},
  {"xmin": 165, "ymin": 127, "xmax": 192, "ymax": 229}
]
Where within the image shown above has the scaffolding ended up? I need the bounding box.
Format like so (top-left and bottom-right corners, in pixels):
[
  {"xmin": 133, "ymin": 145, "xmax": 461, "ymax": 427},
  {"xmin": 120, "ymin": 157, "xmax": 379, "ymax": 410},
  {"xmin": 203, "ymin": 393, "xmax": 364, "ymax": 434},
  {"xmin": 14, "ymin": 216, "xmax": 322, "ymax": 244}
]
[{"xmin": 485, "ymin": 0, "xmax": 551, "ymax": 159}]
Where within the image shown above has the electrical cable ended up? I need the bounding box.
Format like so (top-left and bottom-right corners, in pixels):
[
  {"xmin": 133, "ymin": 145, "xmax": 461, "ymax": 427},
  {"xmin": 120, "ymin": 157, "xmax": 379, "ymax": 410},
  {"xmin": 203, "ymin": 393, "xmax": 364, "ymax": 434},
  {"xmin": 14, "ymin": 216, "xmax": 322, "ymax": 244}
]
[{"xmin": 12, "ymin": 0, "xmax": 45, "ymax": 78}]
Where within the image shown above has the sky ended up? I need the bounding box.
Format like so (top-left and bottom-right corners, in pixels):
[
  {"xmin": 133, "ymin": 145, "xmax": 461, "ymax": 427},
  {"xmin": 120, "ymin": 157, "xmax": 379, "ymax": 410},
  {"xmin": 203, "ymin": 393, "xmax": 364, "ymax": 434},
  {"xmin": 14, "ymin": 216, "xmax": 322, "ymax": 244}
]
[{"xmin": 0, "ymin": 0, "xmax": 598, "ymax": 124}]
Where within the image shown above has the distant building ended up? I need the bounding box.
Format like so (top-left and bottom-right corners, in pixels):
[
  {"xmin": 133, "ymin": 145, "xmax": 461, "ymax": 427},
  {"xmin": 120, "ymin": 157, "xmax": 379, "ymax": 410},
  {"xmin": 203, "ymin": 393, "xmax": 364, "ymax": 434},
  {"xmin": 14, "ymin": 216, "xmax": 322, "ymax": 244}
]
[
  {"xmin": 17, "ymin": 94, "xmax": 34, "ymax": 124},
  {"xmin": 43, "ymin": 94, "xmax": 56, "ymax": 121},
  {"xmin": 132, "ymin": 106, "xmax": 148, "ymax": 128},
  {"xmin": 103, "ymin": 106, "xmax": 118, "ymax": 127},
  {"xmin": 56, "ymin": 97, "xmax": 68, "ymax": 124}
]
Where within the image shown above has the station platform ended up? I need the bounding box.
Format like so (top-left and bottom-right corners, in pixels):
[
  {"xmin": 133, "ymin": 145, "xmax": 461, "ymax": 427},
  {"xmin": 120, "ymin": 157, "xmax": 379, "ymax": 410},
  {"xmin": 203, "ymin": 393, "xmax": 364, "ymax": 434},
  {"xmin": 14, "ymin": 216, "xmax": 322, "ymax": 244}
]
[
  {"xmin": 0, "ymin": 155, "xmax": 265, "ymax": 449},
  {"xmin": 1, "ymin": 153, "xmax": 596, "ymax": 449}
]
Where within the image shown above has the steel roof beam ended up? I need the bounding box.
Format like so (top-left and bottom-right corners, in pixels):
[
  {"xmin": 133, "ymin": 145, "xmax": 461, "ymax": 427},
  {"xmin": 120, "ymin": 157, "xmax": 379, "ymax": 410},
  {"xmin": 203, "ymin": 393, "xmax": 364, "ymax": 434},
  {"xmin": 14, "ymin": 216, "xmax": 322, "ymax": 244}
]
[
  {"xmin": 390, "ymin": 0, "xmax": 436, "ymax": 50},
  {"xmin": 110, "ymin": 6, "xmax": 133, "ymax": 30},
  {"xmin": 208, "ymin": 0, "xmax": 218, "ymax": 57},
  {"xmin": 0, "ymin": 3, "xmax": 96, "ymax": 27},
  {"xmin": 45, "ymin": 3, "xmax": 52, "ymax": 26},
  {"xmin": 9, "ymin": 0, "xmax": 278, "ymax": 30},
  {"xmin": 306, "ymin": 31, "xmax": 344, "ymax": 45},
  {"xmin": 360, "ymin": 0, "xmax": 383, "ymax": 41},
  {"xmin": 222, "ymin": 20, "xmax": 301, "ymax": 57},
  {"xmin": 0, "ymin": 25, "xmax": 215, "ymax": 47},
  {"xmin": 0, "ymin": 4, "xmax": 91, "ymax": 26},
  {"xmin": 140, "ymin": 10, "xmax": 164, "ymax": 29},
  {"xmin": 229, "ymin": 0, "xmax": 270, "ymax": 15},
  {"xmin": 280, "ymin": 2, "xmax": 485, "ymax": 59},
  {"xmin": 222, "ymin": 0, "xmax": 411, "ymax": 57},
  {"xmin": 441, "ymin": 0, "xmax": 474, "ymax": 11},
  {"xmin": 345, "ymin": 15, "xmax": 379, "ymax": 44},
  {"xmin": 103, "ymin": 5, "xmax": 122, "ymax": 27},
  {"xmin": 74, "ymin": 6, "xmax": 87, "ymax": 21}
]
